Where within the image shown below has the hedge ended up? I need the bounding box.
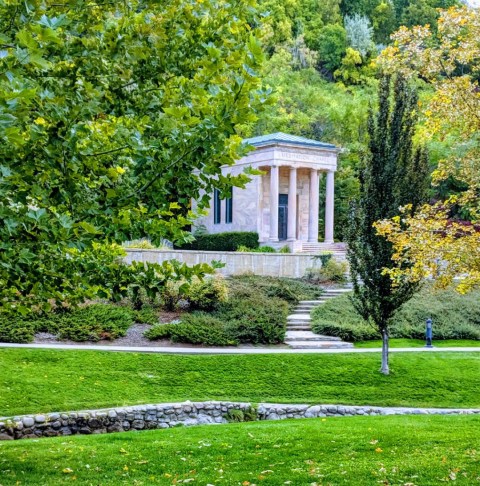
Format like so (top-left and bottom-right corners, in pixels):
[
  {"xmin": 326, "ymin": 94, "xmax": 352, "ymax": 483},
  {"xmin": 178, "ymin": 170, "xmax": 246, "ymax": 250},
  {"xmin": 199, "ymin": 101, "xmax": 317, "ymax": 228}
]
[{"xmin": 178, "ymin": 231, "xmax": 259, "ymax": 251}]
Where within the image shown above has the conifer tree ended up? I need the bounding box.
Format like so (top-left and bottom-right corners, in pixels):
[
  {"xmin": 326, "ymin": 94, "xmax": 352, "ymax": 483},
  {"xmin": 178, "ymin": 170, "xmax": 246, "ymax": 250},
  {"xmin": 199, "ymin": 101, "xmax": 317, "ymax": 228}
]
[{"xmin": 345, "ymin": 75, "xmax": 429, "ymax": 375}]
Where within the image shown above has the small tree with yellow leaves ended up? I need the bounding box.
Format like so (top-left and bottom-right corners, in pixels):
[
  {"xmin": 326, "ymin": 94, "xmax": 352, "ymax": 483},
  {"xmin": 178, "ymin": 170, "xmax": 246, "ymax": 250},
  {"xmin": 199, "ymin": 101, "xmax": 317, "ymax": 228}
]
[{"xmin": 375, "ymin": 6, "xmax": 480, "ymax": 294}]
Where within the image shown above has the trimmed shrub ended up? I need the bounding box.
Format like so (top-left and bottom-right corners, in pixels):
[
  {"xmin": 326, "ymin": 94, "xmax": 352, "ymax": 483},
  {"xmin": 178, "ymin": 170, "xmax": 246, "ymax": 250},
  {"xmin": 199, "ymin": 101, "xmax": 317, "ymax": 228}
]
[
  {"xmin": 236, "ymin": 245, "xmax": 276, "ymax": 253},
  {"xmin": 145, "ymin": 314, "xmax": 237, "ymax": 346},
  {"xmin": 0, "ymin": 304, "xmax": 135, "ymax": 344},
  {"xmin": 219, "ymin": 296, "xmax": 288, "ymax": 344},
  {"xmin": 134, "ymin": 307, "xmax": 160, "ymax": 325},
  {"xmin": 187, "ymin": 276, "xmax": 229, "ymax": 311},
  {"xmin": 53, "ymin": 305, "xmax": 135, "ymax": 342},
  {"xmin": 305, "ymin": 259, "xmax": 348, "ymax": 284},
  {"xmin": 0, "ymin": 317, "xmax": 38, "ymax": 343},
  {"xmin": 146, "ymin": 275, "xmax": 320, "ymax": 347},
  {"xmin": 178, "ymin": 231, "xmax": 259, "ymax": 251},
  {"xmin": 313, "ymin": 320, "xmax": 379, "ymax": 342}
]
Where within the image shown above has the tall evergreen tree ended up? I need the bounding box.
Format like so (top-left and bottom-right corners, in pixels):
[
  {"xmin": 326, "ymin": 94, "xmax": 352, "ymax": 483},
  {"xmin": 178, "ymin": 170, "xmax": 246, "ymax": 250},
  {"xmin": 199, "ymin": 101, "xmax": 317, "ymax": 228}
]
[{"xmin": 346, "ymin": 75, "xmax": 429, "ymax": 375}]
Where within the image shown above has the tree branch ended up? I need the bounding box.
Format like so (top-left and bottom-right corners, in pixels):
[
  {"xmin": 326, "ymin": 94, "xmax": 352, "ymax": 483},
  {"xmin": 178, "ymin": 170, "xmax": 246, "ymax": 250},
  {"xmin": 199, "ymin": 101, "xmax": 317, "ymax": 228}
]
[{"xmin": 82, "ymin": 145, "xmax": 129, "ymax": 157}]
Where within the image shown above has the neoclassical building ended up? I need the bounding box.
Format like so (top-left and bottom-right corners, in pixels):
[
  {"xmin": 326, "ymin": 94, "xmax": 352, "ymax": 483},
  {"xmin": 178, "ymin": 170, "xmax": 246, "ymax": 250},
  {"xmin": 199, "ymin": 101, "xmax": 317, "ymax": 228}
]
[{"xmin": 193, "ymin": 132, "xmax": 340, "ymax": 252}]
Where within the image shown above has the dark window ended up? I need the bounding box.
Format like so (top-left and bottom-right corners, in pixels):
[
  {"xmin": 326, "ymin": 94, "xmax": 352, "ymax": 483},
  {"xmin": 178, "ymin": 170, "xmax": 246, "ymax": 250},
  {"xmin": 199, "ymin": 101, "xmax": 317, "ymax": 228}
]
[
  {"xmin": 214, "ymin": 188, "xmax": 221, "ymax": 224},
  {"xmin": 225, "ymin": 187, "xmax": 233, "ymax": 224}
]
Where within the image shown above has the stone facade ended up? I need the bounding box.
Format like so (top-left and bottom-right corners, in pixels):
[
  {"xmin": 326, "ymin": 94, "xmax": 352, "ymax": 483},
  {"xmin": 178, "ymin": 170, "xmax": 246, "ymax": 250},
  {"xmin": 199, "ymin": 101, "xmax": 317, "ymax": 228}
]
[
  {"xmin": 2, "ymin": 401, "xmax": 479, "ymax": 441},
  {"xmin": 192, "ymin": 133, "xmax": 340, "ymax": 252}
]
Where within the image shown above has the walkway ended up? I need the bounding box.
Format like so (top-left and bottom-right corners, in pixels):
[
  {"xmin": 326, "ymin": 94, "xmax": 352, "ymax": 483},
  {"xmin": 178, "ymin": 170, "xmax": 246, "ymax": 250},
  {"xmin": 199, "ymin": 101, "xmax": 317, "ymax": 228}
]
[{"xmin": 1, "ymin": 342, "xmax": 479, "ymax": 354}]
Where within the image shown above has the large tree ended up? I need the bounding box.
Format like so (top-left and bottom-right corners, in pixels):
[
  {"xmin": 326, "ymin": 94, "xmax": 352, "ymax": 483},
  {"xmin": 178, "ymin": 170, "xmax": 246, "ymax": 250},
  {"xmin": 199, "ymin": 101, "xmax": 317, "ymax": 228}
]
[
  {"xmin": 376, "ymin": 7, "xmax": 480, "ymax": 293},
  {"xmin": 346, "ymin": 75, "xmax": 429, "ymax": 374},
  {"xmin": 0, "ymin": 0, "xmax": 267, "ymax": 313}
]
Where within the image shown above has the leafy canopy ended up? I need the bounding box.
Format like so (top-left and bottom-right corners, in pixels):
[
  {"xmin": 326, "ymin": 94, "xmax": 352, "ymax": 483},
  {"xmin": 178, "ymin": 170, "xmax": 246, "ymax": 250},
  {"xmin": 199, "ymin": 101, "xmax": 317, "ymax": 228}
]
[
  {"xmin": 376, "ymin": 7, "xmax": 480, "ymax": 293},
  {"xmin": 0, "ymin": 0, "xmax": 268, "ymax": 313}
]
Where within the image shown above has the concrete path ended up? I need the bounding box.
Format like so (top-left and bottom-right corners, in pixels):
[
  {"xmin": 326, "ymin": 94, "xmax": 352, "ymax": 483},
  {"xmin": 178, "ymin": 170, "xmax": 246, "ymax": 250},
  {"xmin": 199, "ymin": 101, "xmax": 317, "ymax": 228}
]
[{"xmin": 0, "ymin": 342, "xmax": 479, "ymax": 354}]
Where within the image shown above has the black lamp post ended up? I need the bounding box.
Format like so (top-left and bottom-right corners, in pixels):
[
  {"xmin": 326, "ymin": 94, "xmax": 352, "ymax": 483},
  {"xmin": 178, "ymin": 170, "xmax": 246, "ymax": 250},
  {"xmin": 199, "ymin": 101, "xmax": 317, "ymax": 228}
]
[{"xmin": 425, "ymin": 318, "xmax": 433, "ymax": 348}]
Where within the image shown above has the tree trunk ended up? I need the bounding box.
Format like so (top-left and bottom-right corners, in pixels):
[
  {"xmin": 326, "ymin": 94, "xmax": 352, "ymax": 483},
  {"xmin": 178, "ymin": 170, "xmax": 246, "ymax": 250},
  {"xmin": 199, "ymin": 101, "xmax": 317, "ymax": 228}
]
[{"xmin": 380, "ymin": 328, "xmax": 390, "ymax": 375}]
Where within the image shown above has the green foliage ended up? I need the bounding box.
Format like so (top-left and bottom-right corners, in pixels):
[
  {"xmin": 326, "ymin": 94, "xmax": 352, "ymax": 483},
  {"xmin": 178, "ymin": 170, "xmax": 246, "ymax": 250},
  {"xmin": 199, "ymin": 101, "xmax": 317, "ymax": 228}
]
[
  {"xmin": 345, "ymin": 75, "xmax": 429, "ymax": 372},
  {"xmin": 314, "ymin": 24, "xmax": 347, "ymax": 73},
  {"xmin": 236, "ymin": 245, "xmax": 277, "ymax": 252},
  {"xmin": 146, "ymin": 276, "xmax": 319, "ymax": 345},
  {"xmin": 220, "ymin": 295, "xmax": 288, "ymax": 344},
  {"xmin": 145, "ymin": 314, "xmax": 237, "ymax": 346},
  {"xmin": 305, "ymin": 259, "xmax": 348, "ymax": 284},
  {"xmin": 312, "ymin": 287, "xmax": 480, "ymax": 342},
  {"xmin": 122, "ymin": 240, "xmax": 156, "ymax": 250},
  {"xmin": 279, "ymin": 245, "xmax": 291, "ymax": 253},
  {"xmin": 228, "ymin": 275, "xmax": 323, "ymax": 303},
  {"xmin": 313, "ymin": 320, "xmax": 379, "ymax": 341},
  {"xmin": 179, "ymin": 232, "xmax": 259, "ymax": 252},
  {"xmin": 186, "ymin": 276, "xmax": 229, "ymax": 312},
  {"xmin": 224, "ymin": 406, "xmax": 258, "ymax": 422},
  {"xmin": 0, "ymin": 0, "xmax": 266, "ymax": 314},
  {"xmin": 0, "ymin": 304, "xmax": 135, "ymax": 343},
  {"xmin": 0, "ymin": 316, "xmax": 38, "ymax": 344},
  {"xmin": 134, "ymin": 307, "xmax": 159, "ymax": 325},
  {"xmin": 53, "ymin": 305, "xmax": 135, "ymax": 342}
]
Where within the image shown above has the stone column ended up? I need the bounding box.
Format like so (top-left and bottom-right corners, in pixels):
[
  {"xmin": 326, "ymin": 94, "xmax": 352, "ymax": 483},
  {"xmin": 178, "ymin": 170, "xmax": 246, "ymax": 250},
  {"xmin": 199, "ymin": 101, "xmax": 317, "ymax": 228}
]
[
  {"xmin": 308, "ymin": 169, "xmax": 319, "ymax": 243},
  {"xmin": 269, "ymin": 165, "xmax": 279, "ymax": 242},
  {"xmin": 287, "ymin": 167, "xmax": 297, "ymax": 241},
  {"xmin": 324, "ymin": 170, "xmax": 335, "ymax": 244}
]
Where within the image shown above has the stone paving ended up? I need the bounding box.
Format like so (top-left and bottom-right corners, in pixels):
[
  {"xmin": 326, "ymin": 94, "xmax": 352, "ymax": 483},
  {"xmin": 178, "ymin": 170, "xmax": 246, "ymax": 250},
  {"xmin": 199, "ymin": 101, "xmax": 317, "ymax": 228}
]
[{"xmin": 285, "ymin": 287, "xmax": 354, "ymax": 349}]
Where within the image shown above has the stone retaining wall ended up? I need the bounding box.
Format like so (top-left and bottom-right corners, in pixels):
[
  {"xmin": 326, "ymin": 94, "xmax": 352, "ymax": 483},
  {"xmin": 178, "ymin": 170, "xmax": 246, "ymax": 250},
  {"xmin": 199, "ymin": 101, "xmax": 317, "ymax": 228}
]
[
  {"xmin": 2, "ymin": 401, "xmax": 479, "ymax": 441},
  {"xmin": 124, "ymin": 249, "xmax": 322, "ymax": 278}
]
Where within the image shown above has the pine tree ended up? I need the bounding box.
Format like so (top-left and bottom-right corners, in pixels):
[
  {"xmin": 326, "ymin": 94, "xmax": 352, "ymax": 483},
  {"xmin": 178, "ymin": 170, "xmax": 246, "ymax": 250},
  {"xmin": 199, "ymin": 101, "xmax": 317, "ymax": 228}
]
[{"xmin": 346, "ymin": 75, "xmax": 429, "ymax": 375}]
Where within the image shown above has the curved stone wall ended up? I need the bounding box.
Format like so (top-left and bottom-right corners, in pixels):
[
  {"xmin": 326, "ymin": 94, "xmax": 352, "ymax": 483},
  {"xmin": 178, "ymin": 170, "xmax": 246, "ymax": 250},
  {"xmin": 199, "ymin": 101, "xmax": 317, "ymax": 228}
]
[{"xmin": 1, "ymin": 401, "xmax": 479, "ymax": 440}]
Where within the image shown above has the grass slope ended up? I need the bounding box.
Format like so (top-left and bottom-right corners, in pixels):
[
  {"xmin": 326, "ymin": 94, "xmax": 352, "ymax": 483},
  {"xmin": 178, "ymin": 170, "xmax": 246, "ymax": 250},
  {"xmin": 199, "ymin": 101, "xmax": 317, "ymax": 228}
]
[
  {"xmin": 1, "ymin": 349, "xmax": 480, "ymax": 416},
  {"xmin": 1, "ymin": 415, "xmax": 479, "ymax": 485}
]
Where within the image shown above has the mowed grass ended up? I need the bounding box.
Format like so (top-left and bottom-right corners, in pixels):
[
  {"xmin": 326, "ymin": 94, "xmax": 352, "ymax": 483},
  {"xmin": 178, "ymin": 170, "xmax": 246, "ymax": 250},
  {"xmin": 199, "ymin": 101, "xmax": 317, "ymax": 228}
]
[
  {"xmin": 1, "ymin": 349, "xmax": 480, "ymax": 416},
  {"xmin": 1, "ymin": 415, "xmax": 479, "ymax": 485},
  {"xmin": 355, "ymin": 339, "xmax": 480, "ymax": 348}
]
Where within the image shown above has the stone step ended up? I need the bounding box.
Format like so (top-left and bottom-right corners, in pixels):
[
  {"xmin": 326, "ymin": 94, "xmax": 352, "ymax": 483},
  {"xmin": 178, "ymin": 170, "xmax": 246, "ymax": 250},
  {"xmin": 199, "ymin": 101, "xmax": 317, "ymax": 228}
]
[
  {"xmin": 286, "ymin": 341, "xmax": 354, "ymax": 349},
  {"xmin": 286, "ymin": 325, "xmax": 312, "ymax": 331},
  {"xmin": 287, "ymin": 314, "xmax": 311, "ymax": 321},
  {"xmin": 298, "ymin": 300, "xmax": 326, "ymax": 305},
  {"xmin": 285, "ymin": 331, "xmax": 341, "ymax": 341}
]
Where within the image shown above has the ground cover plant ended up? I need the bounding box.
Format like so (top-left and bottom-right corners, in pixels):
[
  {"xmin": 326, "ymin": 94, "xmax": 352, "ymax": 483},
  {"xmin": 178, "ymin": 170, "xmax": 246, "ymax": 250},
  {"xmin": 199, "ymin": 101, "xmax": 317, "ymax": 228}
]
[
  {"xmin": 355, "ymin": 339, "xmax": 480, "ymax": 348},
  {"xmin": 0, "ymin": 305, "xmax": 137, "ymax": 344},
  {"xmin": 1, "ymin": 349, "xmax": 479, "ymax": 417},
  {"xmin": 0, "ymin": 415, "xmax": 479, "ymax": 485},
  {"xmin": 312, "ymin": 286, "xmax": 480, "ymax": 342},
  {"xmin": 145, "ymin": 275, "xmax": 323, "ymax": 345},
  {"xmin": 0, "ymin": 276, "xmax": 320, "ymax": 346}
]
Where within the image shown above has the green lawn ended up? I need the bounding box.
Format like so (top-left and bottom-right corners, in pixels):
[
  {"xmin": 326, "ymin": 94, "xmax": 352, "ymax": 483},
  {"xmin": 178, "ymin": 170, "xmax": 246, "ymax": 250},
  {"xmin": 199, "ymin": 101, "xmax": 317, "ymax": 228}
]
[
  {"xmin": 1, "ymin": 415, "xmax": 479, "ymax": 485},
  {"xmin": 1, "ymin": 349, "xmax": 480, "ymax": 416},
  {"xmin": 355, "ymin": 339, "xmax": 480, "ymax": 348}
]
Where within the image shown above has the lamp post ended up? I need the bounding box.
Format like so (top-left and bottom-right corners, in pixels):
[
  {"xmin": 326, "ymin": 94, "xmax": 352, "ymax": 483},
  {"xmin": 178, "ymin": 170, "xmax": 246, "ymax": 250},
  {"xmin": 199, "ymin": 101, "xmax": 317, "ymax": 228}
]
[{"xmin": 425, "ymin": 318, "xmax": 433, "ymax": 348}]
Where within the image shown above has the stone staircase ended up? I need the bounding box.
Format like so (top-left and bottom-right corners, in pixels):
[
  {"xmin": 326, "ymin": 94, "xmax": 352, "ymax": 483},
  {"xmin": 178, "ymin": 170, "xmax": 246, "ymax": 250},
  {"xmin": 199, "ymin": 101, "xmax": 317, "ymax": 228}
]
[
  {"xmin": 285, "ymin": 288, "xmax": 353, "ymax": 349},
  {"xmin": 299, "ymin": 242, "xmax": 347, "ymax": 261}
]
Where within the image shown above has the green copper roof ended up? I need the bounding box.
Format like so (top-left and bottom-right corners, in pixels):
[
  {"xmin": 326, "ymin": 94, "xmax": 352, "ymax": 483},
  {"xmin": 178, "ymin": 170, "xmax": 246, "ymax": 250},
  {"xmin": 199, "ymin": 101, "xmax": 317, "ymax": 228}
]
[{"xmin": 243, "ymin": 132, "xmax": 337, "ymax": 150}]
